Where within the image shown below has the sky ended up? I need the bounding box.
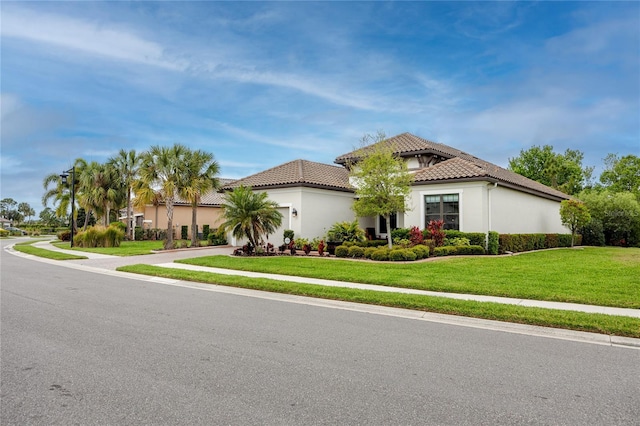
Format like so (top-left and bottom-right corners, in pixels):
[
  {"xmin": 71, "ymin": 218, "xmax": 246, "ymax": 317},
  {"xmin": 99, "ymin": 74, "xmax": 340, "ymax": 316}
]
[{"xmin": 1, "ymin": 1, "xmax": 639, "ymax": 216}]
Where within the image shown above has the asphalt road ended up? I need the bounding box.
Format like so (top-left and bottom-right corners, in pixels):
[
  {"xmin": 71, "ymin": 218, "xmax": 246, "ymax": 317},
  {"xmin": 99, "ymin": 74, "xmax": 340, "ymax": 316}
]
[{"xmin": 1, "ymin": 243, "xmax": 639, "ymax": 425}]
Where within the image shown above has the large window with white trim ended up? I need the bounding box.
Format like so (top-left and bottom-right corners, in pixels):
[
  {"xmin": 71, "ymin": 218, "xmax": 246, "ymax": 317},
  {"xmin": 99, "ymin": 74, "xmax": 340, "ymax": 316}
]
[{"xmin": 425, "ymin": 194, "xmax": 459, "ymax": 230}]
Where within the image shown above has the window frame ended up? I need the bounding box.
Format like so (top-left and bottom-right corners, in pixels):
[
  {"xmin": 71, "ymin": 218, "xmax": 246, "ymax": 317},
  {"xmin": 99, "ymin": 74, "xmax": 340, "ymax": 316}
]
[{"xmin": 420, "ymin": 189, "xmax": 463, "ymax": 231}]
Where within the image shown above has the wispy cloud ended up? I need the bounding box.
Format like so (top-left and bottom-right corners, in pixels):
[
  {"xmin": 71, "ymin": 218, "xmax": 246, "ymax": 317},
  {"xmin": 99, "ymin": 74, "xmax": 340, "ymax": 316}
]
[{"xmin": 1, "ymin": 6, "xmax": 186, "ymax": 71}]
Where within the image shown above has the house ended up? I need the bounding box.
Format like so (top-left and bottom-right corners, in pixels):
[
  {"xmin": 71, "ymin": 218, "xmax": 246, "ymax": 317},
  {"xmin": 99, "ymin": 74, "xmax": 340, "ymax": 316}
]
[
  {"xmin": 222, "ymin": 133, "xmax": 571, "ymax": 245},
  {"xmin": 131, "ymin": 178, "xmax": 234, "ymax": 239}
]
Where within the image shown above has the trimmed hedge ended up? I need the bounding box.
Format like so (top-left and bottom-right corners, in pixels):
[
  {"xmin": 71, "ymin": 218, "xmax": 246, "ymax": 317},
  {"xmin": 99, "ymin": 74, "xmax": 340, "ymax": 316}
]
[
  {"xmin": 434, "ymin": 246, "xmax": 457, "ymax": 256},
  {"xmin": 347, "ymin": 246, "xmax": 365, "ymax": 258},
  {"xmin": 335, "ymin": 245, "xmax": 349, "ymax": 258},
  {"xmin": 444, "ymin": 230, "xmax": 486, "ymax": 246},
  {"xmin": 498, "ymin": 233, "xmax": 581, "ymax": 254},
  {"xmin": 357, "ymin": 239, "xmax": 388, "ymax": 248},
  {"xmin": 488, "ymin": 231, "xmax": 499, "ymax": 255},
  {"xmin": 371, "ymin": 248, "xmax": 390, "ymax": 261},
  {"xmin": 411, "ymin": 245, "xmax": 429, "ymax": 259},
  {"xmin": 364, "ymin": 247, "xmax": 378, "ymax": 259},
  {"xmin": 433, "ymin": 245, "xmax": 485, "ymax": 256}
]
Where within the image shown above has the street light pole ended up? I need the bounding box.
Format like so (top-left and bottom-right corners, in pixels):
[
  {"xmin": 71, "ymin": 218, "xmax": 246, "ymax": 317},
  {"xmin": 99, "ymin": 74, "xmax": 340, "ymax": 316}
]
[{"xmin": 60, "ymin": 167, "xmax": 76, "ymax": 248}]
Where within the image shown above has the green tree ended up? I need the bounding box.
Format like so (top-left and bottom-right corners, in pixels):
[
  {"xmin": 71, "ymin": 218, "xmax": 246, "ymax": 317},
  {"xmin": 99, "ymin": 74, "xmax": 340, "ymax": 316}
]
[
  {"xmin": 508, "ymin": 145, "xmax": 594, "ymax": 195},
  {"xmin": 579, "ymin": 190, "xmax": 640, "ymax": 246},
  {"xmin": 109, "ymin": 149, "xmax": 142, "ymax": 240},
  {"xmin": 17, "ymin": 202, "xmax": 35, "ymax": 224},
  {"xmin": 39, "ymin": 207, "xmax": 64, "ymax": 228},
  {"xmin": 220, "ymin": 185, "xmax": 283, "ymax": 249},
  {"xmin": 0, "ymin": 198, "xmax": 17, "ymax": 218},
  {"xmin": 42, "ymin": 160, "xmax": 84, "ymax": 230},
  {"xmin": 179, "ymin": 149, "xmax": 220, "ymax": 247},
  {"xmin": 349, "ymin": 131, "xmax": 413, "ymax": 249},
  {"xmin": 137, "ymin": 144, "xmax": 190, "ymax": 249},
  {"xmin": 559, "ymin": 199, "xmax": 591, "ymax": 247},
  {"xmin": 80, "ymin": 161, "xmax": 123, "ymax": 227},
  {"xmin": 599, "ymin": 154, "xmax": 640, "ymax": 200}
]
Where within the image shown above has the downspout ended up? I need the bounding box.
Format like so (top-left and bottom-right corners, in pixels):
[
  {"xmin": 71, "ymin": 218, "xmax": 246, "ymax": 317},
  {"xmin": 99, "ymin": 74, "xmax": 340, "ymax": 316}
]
[{"xmin": 487, "ymin": 182, "xmax": 498, "ymax": 249}]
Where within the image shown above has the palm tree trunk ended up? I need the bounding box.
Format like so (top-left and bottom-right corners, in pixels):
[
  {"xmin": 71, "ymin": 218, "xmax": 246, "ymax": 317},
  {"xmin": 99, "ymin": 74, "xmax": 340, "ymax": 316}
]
[
  {"xmin": 126, "ymin": 188, "xmax": 132, "ymax": 240},
  {"xmin": 191, "ymin": 202, "xmax": 198, "ymax": 247},
  {"xmin": 165, "ymin": 197, "xmax": 174, "ymax": 250}
]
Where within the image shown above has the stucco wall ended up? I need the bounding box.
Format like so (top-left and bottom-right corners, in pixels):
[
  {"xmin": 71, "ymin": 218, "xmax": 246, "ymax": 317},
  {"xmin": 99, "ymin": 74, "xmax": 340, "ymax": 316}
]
[
  {"xmin": 135, "ymin": 204, "xmax": 224, "ymax": 239},
  {"xmin": 299, "ymin": 188, "xmax": 357, "ymax": 240},
  {"xmin": 490, "ymin": 186, "xmax": 567, "ymax": 234},
  {"xmin": 404, "ymin": 182, "xmax": 489, "ymax": 233}
]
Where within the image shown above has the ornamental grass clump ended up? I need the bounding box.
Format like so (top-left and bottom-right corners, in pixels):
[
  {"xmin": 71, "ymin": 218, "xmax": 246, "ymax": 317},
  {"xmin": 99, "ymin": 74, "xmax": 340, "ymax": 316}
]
[{"xmin": 74, "ymin": 225, "xmax": 124, "ymax": 248}]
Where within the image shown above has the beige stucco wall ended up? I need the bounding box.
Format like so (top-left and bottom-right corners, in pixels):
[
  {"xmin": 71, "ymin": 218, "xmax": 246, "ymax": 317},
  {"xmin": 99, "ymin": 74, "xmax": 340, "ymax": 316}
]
[
  {"xmin": 490, "ymin": 186, "xmax": 567, "ymax": 234},
  {"xmin": 134, "ymin": 204, "xmax": 224, "ymax": 239}
]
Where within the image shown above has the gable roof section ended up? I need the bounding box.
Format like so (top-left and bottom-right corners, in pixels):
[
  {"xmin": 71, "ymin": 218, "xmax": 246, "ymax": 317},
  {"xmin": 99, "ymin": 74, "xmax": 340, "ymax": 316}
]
[
  {"xmin": 221, "ymin": 159, "xmax": 352, "ymax": 192},
  {"xmin": 336, "ymin": 132, "xmax": 570, "ymax": 201}
]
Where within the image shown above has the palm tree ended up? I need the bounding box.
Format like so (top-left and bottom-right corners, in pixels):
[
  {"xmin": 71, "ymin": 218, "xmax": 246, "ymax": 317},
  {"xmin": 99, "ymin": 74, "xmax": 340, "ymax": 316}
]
[
  {"xmin": 42, "ymin": 158, "xmax": 85, "ymax": 230},
  {"xmin": 220, "ymin": 185, "xmax": 283, "ymax": 249},
  {"xmin": 137, "ymin": 144, "xmax": 189, "ymax": 249},
  {"xmin": 17, "ymin": 202, "xmax": 35, "ymax": 224},
  {"xmin": 79, "ymin": 161, "xmax": 123, "ymax": 227},
  {"xmin": 109, "ymin": 149, "xmax": 142, "ymax": 240},
  {"xmin": 179, "ymin": 149, "xmax": 220, "ymax": 247}
]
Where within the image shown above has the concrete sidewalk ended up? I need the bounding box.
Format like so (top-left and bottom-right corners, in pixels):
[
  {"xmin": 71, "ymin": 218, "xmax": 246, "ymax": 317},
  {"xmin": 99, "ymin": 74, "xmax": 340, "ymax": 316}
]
[{"xmin": 19, "ymin": 240, "xmax": 640, "ymax": 319}]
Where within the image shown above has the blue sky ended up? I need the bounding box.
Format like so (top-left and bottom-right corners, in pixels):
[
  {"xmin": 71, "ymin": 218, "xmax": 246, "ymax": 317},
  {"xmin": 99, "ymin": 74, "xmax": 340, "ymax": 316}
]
[{"xmin": 1, "ymin": 1, "xmax": 639, "ymax": 215}]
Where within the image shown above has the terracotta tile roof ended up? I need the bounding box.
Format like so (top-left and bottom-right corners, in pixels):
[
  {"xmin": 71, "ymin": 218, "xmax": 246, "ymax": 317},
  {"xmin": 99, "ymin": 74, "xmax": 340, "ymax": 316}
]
[
  {"xmin": 336, "ymin": 132, "xmax": 570, "ymax": 200},
  {"xmin": 173, "ymin": 178, "xmax": 235, "ymax": 206},
  {"xmin": 221, "ymin": 159, "xmax": 352, "ymax": 192}
]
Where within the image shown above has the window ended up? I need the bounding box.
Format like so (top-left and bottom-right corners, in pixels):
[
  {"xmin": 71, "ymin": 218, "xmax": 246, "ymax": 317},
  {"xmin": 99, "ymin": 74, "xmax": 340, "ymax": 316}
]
[
  {"xmin": 379, "ymin": 213, "xmax": 397, "ymax": 234},
  {"xmin": 425, "ymin": 194, "xmax": 459, "ymax": 230}
]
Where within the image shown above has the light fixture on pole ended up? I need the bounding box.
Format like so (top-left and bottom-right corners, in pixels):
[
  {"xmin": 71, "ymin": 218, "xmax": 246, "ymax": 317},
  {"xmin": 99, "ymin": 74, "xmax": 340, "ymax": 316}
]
[{"xmin": 60, "ymin": 167, "xmax": 76, "ymax": 248}]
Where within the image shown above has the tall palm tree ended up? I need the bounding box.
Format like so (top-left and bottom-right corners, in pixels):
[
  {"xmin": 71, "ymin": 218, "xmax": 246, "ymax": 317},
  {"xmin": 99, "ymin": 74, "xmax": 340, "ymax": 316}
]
[
  {"xmin": 137, "ymin": 144, "xmax": 189, "ymax": 249},
  {"xmin": 220, "ymin": 185, "xmax": 283, "ymax": 249},
  {"xmin": 109, "ymin": 149, "xmax": 142, "ymax": 240},
  {"xmin": 80, "ymin": 161, "xmax": 123, "ymax": 226},
  {"xmin": 42, "ymin": 158, "xmax": 86, "ymax": 231},
  {"xmin": 179, "ymin": 149, "xmax": 220, "ymax": 247}
]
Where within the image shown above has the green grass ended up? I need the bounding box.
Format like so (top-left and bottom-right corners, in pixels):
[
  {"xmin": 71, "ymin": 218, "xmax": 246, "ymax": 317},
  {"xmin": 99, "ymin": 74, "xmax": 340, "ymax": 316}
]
[
  {"xmin": 117, "ymin": 264, "xmax": 640, "ymax": 338},
  {"xmin": 13, "ymin": 241, "xmax": 88, "ymax": 260},
  {"xmin": 53, "ymin": 240, "xmax": 164, "ymax": 256},
  {"xmin": 176, "ymin": 247, "xmax": 640, "ymax": 309}
]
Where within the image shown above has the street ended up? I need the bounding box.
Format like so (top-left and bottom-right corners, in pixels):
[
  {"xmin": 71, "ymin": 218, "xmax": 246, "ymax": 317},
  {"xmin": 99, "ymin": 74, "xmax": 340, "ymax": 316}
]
[{"xmin": 1, "ymin": 244, "xmax": 639, "ymax": 425}]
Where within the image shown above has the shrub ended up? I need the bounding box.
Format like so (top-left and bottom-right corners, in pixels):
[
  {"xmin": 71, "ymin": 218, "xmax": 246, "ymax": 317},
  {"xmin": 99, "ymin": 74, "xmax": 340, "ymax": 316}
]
[
  {"xmin": 371, "ymin": 248, "xmax": 390, "ymax": 261},
  {"xmin": 295, "ymin": 237, "xmax": 310, "ymax": 250},
  {"xmin": 499, "ymin": 233, "xmax": 580, "ymax": 253},
  {"xmin": 393, "ymin": 238, "xmax": 411, "ymax": 248},
  {"xmin": 283, "ymin": 229, "xmax": 295, "ymax": 242},
  {"xmin": 409, "ymin": 226, "xmax": 423, "ymax": 246},
  {"xmin": 326, "ymin": 220, "xmax": 365, "ymax": 243},
  {"xmin": 487, "ymin": 231, "xmax": 499, "ymax": 255},
  {"xmin": 110, "ymin": 221, "xmax": 126, "ymax": 231},
  {"xmin": 207, "ymin": 228, "xmax": 228, "ymax": 246},
  {"xmin": 317, "ymin": 240, "xmax": 325, "ymax": 256},
  {"xmin": 134, "ymin": 226, "xmax": 143, "ymax": 241},
  {"xmin": 390, "ymin": 228, "xmax": 410, "ymax": 241},
  {"xmin": 104, "ymin": 226, "xmax": 124, "ymax": 247},
  {"xmin": 427, "ymin": 220, "xmax": 445, "ymax": 247},
  {"xmin": 455, "ymin": 245, "xmax": 485, "ymax": 255},
  {"xmin": 445, "ymin": 237, "xmax": 470, "ymax": 246},
  {"xmin": 433, "ymin": 246, "xmax": 457, "ymax": 256},
  {"xmin": 348, "ymin": 245, "xmax": 365, "ymax": 258},
  {"xmin": 581, "ymin": 218, "xmax": 605, "ymax": 246},
  {"xmin": 411, "ymin": 245, "xmax": 429, "ymax": 259},
  {"xmin": 302, "ymin": 244, "xmax": 312, "ymax": 255},
  {"xmin": 57, "ymin": 230, "xmax": 71, "ymax": 241},
  {"xmin": 423, "ymin": 239, "xmax": 436, "ymax": 256},
  {"xmin": 389, "ymin": 249, "xmax": 417, "ymax": 261},
  {"xmin": 444, "ymin": 230, "xmax": 486, "ymax": 246},
  {"xmin": 0, "ymin": 228, "xmax": 9, "ymax": 237},
  {"xmin": 364, "ymin": 247, "xmax": 377, "ymax": 259},
  {"xmin": 202, "ymin": 224, "xmax": 210, "ymax": 240},
  {"xmin": 335, "ymin": 245, "xmax": 349, "ymax": 258},
  {"xmin": 357, "ymin": 239, "xmax": 388, "ymax": 248}
]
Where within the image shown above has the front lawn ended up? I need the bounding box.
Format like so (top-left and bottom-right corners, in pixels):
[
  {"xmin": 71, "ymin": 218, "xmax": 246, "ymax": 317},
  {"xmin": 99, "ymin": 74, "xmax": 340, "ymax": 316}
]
[
  {"xmin": 53, "ymin": 240, "xmax": 164, "ymax": 256},
  {"xmin": 176, "ymin": 247, "xmax": 640, "ymax": 309},
  {"xmin": 117, "ymin": 264, "xmax": 640, "ymax": 338},
  {"xmin": 13, "ymin": 241, "xmax": 88, "ymax": 260}
]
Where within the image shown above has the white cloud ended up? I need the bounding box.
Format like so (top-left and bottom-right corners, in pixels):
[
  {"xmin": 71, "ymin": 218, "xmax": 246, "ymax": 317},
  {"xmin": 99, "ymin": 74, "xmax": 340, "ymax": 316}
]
[{"xmin": 1, "ymin": 6, "xmax": 186, "ymax": 71}]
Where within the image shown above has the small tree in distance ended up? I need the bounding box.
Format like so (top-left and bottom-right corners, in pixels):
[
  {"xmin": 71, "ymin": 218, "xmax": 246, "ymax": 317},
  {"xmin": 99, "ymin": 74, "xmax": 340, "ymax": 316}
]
[
  {"xmin": 560, "ymin": 199, "xmax": 591, "ymax": 247},
  {"xmin": 350, "ymin": 131, "xmax": 413, "ymax": 249}
]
